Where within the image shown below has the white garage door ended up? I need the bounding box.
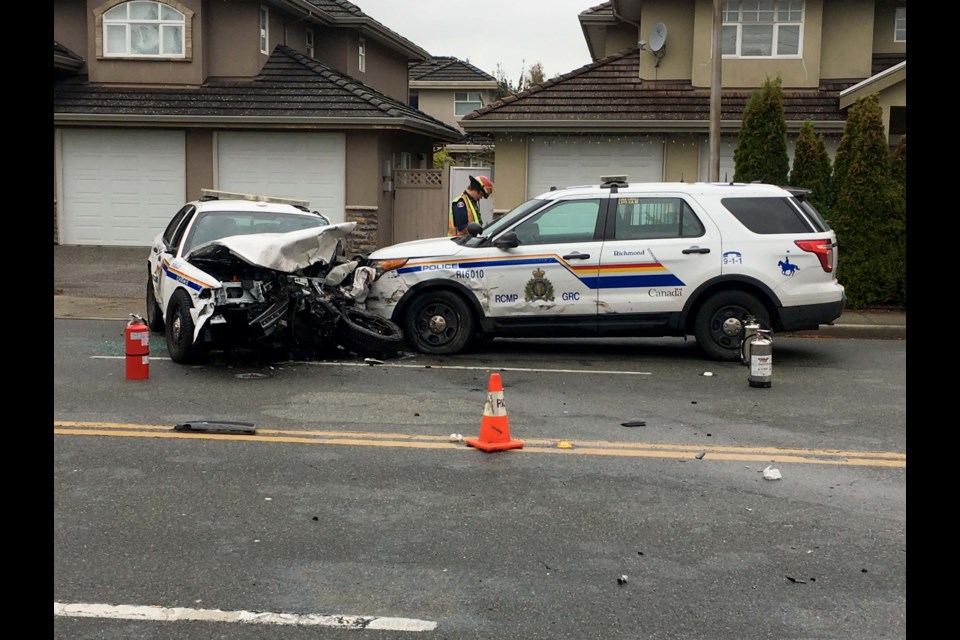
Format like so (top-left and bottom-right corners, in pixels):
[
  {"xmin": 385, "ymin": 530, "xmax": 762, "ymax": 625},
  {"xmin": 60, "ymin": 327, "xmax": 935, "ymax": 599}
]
[
  {"xmin": 217, "ymin": 132, "xmax": 346, "ymax": 223},
  {"xmin": 527, "ymin": 135, "xmax": 664, "ymax": 198},
  {"xmin": 59, "ymin": 129, "xmax": 185, "ymax": 246}
]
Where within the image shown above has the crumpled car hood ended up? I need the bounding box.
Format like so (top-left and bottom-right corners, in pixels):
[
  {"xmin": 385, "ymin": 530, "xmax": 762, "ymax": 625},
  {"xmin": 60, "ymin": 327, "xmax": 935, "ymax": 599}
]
[{"xmin": 187, "ymin": 222, "xmax": 356, "ymax": 273}]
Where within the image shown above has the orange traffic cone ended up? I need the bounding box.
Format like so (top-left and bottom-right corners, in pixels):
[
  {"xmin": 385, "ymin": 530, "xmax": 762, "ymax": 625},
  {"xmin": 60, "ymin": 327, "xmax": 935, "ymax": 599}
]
[{"xmin": 466, "ymin": 373, "xmax": 524, "ymax": 452}]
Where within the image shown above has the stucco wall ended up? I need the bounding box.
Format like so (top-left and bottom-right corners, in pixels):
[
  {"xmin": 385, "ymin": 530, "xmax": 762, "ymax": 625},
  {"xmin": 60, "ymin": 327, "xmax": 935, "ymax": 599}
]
[
  {"xmin": 872, "ymin": 2, "xmax": 906, "ymax": 54},
  {"xmin": 489, "ymin": 136, "xmax": 528, "ymax": 213},
  {"xmin": 663, "ymin": 135, "xmax": 700, "ymax": 182},
  {"xmin": 185, "ymin": 129, "xmax": 213, "ymax": 201},
  {"xmin": 639, "ymin": 0, "xmax": 695, "ymax": 81},
  {"xmin": 418, "ymin": 91, "xmax": 461, "ymax": 131},
  {"xmin": 54, "ymin": 0, "xmax": 88, "ymax": 69},
  {"xmin": 820, "ymin": 0, "xmax": 874, "ymax": 80}
]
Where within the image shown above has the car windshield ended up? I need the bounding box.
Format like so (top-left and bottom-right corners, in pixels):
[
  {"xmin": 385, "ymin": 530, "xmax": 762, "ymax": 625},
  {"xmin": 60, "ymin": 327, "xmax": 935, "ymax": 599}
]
[
  {"xmin": 463, "ymin": 198, "xmax": 548, "ymax": 247},
  {"xmin": 183, "ymin": 210, "xmax": 329, "ymax": 254}
]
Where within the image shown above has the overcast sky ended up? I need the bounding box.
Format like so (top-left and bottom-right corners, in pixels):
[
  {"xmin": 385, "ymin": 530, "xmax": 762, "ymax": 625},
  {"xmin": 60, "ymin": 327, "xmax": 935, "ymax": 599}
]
[{"xmin": 356, "ymin": 0, "xmax": 598, "ymax": 83}]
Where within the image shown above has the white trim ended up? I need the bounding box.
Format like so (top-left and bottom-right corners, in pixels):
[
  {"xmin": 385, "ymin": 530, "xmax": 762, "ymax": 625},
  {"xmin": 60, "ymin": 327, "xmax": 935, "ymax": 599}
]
[
  {"xmin": 260, "ymin": 5, "xmax": 269, "ymax": 54},
  {"xmin": 358, "ymin": 36, "xmax": 366, "ymax": 73},
  {"xmin": 838, "ymin": 61, "xmax": 906, "ymax": 98},
  {"xmin": 305, "ymin": 28, "xmax": 314, "ymax": 58},
  {"xmin": 893, "ymin": 6, "xmax": 906, "ymax": 43}
]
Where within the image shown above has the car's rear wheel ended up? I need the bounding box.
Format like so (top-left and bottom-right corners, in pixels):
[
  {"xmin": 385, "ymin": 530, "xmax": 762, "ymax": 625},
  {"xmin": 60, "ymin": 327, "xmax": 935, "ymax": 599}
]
[
  {"xmin": 694, "ymin": 291, "xmax": 769, "ymax": 361},
  {"xmin": 404, "ymin": 290, "xmax": 475, "ymax": 355},
  {"xmin": 336, "ymin": 307, "xmax": 404, "ymax": 360},
  {"xmin": 146, "ymin": 274, "xmax": 165, "ymax": 333},
  {"xmin": 165, "ymin": 289, "xmax": 207, "ymax": 364}
]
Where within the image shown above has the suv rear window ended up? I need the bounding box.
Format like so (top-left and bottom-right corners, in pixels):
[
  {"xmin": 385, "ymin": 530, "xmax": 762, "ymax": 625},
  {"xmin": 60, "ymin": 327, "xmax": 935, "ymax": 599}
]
[{"xmin": 721, "ymin": 197, "xmax": 815, "ymax": 234}]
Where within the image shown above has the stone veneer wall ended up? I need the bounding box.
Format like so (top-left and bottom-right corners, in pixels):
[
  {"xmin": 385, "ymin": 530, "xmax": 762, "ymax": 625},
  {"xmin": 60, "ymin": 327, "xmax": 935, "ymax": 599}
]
[{"xmin": 344, "ymin": 208, "xmax": 378, "ymax": 257}]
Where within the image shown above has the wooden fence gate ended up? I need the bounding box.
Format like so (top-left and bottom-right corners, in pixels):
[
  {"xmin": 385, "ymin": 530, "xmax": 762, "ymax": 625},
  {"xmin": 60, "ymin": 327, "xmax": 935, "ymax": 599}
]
[{"xmin": 392, "ymin": 168, "xmax": 448, "ymax": 244}]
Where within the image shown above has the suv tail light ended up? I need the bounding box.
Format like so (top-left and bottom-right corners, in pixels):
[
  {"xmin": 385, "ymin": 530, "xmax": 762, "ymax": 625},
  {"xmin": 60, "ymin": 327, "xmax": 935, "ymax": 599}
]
[{"xmin": 795, "ymin": 239, "xmax": 835, "ymax": 273}]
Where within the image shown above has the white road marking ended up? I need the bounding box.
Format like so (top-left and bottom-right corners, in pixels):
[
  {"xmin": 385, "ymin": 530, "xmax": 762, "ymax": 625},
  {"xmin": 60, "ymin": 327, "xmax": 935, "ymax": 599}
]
[
  {"xmin": 90, "ymin": 355, "xmax": 652, "ymax": 375},
  {"xmin": 53, "ymin": 602, "xmax": 436, "ymax": 632}
]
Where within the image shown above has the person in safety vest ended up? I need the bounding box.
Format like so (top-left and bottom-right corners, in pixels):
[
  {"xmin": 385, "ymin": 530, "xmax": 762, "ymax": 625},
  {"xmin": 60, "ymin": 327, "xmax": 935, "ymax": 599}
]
[{"xmin": 448, "ymin": 175, "xmax": 493, "ymax": 237}]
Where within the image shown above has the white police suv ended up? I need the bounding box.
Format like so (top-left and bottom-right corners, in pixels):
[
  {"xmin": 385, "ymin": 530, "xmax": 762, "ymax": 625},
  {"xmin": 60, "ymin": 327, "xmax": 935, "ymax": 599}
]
[{"xmin": 363, "ymin": 178, "xmax": 846, "ymax": 361}]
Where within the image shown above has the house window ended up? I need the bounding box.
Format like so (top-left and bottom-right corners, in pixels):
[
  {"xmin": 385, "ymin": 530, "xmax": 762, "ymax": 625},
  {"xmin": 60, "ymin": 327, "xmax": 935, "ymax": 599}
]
[
  {"xmin": 358, "ymin": 37, "xmax": 366, "ymax": 72},
  {"xmin": 455, "ymin": 92, "xmax": 483, "ymax": 116},
  {"xmin": 306, "ymin": 28, "xmax": 314, "ymax": 58},
  {"xmin": 102, "ymin": 1, "xmax": 186, "ymax": 57},
  {"xmin": 260, "ymin": 6, "xmax": 269, "ymax": 54},
  {"xmin": 409, "ymin": 91, "xmax": 419, "ymax": 109},
  {"xmin": 399, "ymin": 152, "xmax": 413, "ymax": 169},
  {"xmin": 894, "ymin": 6, "xmax": 906, "ymax": 42},
  {"xmin": 722, "ymin": 0, "xmax": 803, "ymax": 57}
]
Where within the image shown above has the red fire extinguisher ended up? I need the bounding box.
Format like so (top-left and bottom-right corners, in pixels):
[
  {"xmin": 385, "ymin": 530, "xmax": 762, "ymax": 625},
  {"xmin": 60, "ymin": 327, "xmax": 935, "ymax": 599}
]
[{"xmin": 125, "ymin": 314, "xmax": 150, "ymax": 380}]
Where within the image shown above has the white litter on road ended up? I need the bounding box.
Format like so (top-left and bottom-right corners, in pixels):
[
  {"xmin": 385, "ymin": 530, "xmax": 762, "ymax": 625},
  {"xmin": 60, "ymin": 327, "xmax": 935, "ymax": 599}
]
[
  {"xmin": 762, "ymin": 465, "xmax": 783, "ymax": 480},
  {"xmin": 53, "ymin": 602, "xmax": 437, "ymax": 632}
]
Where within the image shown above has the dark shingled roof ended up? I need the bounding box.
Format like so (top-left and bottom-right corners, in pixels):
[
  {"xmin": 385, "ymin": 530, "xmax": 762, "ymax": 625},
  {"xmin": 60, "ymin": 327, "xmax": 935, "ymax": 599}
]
[
  {"xmin": 581, "ymin": 2, "xmax": 612, "ymax": 16},
  {"xmin": 53, "ymin": 44, "xmax": 461, "ymax": 140},
  {"xmin": 54, "ymin": 41, "xmax": 84, "ymax": 70},
  {"xmin": 409, "ymin": 56, "xmax": 496, "ymax": 83},
  {"xmin": 462, "ymin": 48, "xmax": 859, "ymax": 129},
  {"xmin": 304, "ymin": 0, "xmax": 364, "ymax": 18}
]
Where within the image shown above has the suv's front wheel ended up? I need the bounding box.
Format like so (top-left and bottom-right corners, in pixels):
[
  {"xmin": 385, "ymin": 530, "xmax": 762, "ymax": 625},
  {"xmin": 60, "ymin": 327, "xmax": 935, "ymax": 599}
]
[
  {"xmin": 404, "ymin": 290, "xmax": 475, "ymax": 355},
  {"xmin": 694, "ymin": 291, "xmax": 769, "ymax": 361}
]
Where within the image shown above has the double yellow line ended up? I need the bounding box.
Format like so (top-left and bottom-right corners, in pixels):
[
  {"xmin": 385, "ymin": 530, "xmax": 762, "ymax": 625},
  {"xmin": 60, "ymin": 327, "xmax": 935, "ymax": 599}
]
[{"xmin": 54, "ymin": 421, "xmax": 906, "ymax": 468}]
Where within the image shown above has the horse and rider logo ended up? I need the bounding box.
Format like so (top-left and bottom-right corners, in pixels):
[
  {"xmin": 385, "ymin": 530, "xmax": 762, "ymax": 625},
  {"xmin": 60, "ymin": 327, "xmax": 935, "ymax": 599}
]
[
  {"xmin": 778, "ymin": 256, "xmax": 800, "ymax": 276},
  {"xmin": 524, "ymin": 268, "xmax": 555, "ymax": 302}
]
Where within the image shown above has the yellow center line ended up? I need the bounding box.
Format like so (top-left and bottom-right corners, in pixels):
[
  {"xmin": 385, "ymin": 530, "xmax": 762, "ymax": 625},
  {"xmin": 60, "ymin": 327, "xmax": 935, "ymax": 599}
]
[{"xmin": 53, "ymin": 421, "xmax": 906, "ymax": 468}]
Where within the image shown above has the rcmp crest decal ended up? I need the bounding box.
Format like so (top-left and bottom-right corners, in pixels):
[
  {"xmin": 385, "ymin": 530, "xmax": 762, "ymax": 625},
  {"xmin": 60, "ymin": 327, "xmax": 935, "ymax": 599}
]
[{"xmin": 524, "ymin": 268, "xmax": 555, "ymax": 302}]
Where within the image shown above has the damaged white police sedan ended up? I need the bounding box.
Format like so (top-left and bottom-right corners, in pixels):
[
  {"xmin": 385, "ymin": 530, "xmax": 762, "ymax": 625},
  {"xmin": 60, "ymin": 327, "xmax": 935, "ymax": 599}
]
[{"xmin": 147, "ymin": 190, "xmax": 402, "ymax": 364}]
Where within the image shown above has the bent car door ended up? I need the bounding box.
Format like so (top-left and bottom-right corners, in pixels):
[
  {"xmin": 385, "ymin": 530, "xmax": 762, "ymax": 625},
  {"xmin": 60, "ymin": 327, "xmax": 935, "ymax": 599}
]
[
  {"xmin": 597, "ymin": 193, "xmax": 721, "ymax": 321},
  {"xmin": 483, "ymin": 197, "xmax": 604, "ymax": 331}
]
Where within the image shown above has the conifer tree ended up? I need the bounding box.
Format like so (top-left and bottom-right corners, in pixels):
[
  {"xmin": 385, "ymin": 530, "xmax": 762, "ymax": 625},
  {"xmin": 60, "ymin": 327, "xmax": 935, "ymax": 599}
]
[
  {"xmin": 788, "ymin": 120, "xmax": 832, "ymax": 212},
  {"xmin": 830, "ymin": 95, "xmax": 903, "ymax": 308},
  {"xmin": 733, "ymin": 76, "xmax": 789, "ymax": 185}
]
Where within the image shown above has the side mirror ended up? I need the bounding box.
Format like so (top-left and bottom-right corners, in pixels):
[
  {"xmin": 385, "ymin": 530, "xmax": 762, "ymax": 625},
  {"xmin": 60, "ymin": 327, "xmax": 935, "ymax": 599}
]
[
  {"xmin": 466, "ymin": 222, "xmax": 483, "ymax": 237},
  {"xmin": 493, "ymin": 232, "xmax": 519, "ymax": 250}
]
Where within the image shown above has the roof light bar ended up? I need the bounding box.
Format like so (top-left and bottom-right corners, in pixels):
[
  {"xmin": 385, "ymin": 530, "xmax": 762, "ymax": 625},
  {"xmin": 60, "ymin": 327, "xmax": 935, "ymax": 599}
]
[{"xmin": 200, "ymin": 189, "xmax": 310, "ymax": 208}]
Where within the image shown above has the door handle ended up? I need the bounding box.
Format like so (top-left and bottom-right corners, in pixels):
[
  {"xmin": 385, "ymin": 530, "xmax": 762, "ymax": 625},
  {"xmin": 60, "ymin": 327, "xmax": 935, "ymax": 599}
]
[
  {"xmin": 682, "ymin": 247, "xmax": 711, "ymax": 254},
  {"xmin": 563, "ymin": 252, "xmax": 591, "ymax": 260}
]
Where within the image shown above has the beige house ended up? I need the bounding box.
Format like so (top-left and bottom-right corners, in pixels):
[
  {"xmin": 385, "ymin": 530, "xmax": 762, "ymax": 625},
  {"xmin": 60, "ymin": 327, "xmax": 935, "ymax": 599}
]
[
  {"xmin": 53, "ymin": 0, "xmax": 462, "ymax": 251},
  {"xmin": 408, "ymin": 56, "xmax": 499, "ymax": 168},
  {"xmin": 461, "ymin": 0, "xmax": 907, "ymax": 214}
]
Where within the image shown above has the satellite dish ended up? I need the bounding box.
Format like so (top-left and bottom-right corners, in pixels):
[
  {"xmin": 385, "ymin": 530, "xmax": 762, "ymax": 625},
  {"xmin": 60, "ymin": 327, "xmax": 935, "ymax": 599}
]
[{"xmin": 650, "ymin": 23, "xmax": 667, "ymax": 52}]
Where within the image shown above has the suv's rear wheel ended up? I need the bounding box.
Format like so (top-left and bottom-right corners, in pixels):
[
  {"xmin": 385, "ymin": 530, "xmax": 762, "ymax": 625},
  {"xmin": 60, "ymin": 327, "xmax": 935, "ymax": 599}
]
[
  {"xmin": 146, "ymin": 274, "xmax": 165, "ymax": 333},
  {"xmin": 166, "ymin": 289, "xmax": 208, "ymax": 364},
  {"xmin": 694, "ymin": 291, "xmax": 769, "ymax": 361},
  {"xmin": 404, "ymin": 290, "xmax": 475, "ymax": 355}
]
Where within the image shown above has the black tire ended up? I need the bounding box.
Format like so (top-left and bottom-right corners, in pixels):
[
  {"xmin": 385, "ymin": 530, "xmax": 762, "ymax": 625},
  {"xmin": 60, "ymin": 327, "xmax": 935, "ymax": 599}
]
[
  {"xmin": 165, "ymin": 289, "xmax": 208, "ymax": 364},
  {"xmin": 404, "ymin": 290, "xmax": 475, "ymax": 355},
  {"xmin": 336, "ymin": 307, "xmax": 404, "ymax": 359},
  {"xmin": 694, "ymin": 291, "xmax": 769, "ymax": 362},
  {"xmin": 146, "ymin": 274, "xmax": 165, "ymax": 333}
]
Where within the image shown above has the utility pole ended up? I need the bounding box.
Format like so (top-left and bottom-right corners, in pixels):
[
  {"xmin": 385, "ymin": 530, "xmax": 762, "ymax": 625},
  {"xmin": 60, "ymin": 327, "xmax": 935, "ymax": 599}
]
[{"xmin": 709, "ymin": 0, "xmax": 722, "ymax": 182}]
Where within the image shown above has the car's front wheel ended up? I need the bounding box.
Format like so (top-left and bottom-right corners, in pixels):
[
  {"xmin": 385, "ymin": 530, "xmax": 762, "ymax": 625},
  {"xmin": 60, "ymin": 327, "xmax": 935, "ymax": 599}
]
[
  {"xmin": 336, "ymin": 307, "xmax": 404, "ymax": 359},
  {"xmin": 146, "ymin": 274, "xmax": 165, "ymax": 333},
  {"xmin": 694, "ymin": 291, "xmax": 769, "ymax": 361},
  {"xmin": 404, "ymin": 290, "xmax": 475, "ymax": 355},
  {"xmin": 165, "ymin": 289, "xmax": 207, "ymax": 364}
]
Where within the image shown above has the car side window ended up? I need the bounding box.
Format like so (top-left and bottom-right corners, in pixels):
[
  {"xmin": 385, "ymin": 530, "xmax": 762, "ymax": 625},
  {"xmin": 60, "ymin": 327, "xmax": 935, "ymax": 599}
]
[
  {"xmin": 513, "ymin": 199, "xmax": 602, "ymax": 245},
  {"xmin": 613, "ymin": 197, "xmax": 704, "ymax": 239},
  {"xmin": 163, "ymin": 205, "xmax": 194, "ymax": 247},
  {"xmin": 721, "ymin": 197, "xmax": 814, "ymax": 234}
]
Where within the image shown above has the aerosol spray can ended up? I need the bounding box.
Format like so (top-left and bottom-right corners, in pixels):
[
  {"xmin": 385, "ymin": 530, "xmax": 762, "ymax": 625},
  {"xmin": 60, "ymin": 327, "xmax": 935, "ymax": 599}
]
[{"xmin": 748, "ymin": 330, "xmax": 773, "ymax": 388}]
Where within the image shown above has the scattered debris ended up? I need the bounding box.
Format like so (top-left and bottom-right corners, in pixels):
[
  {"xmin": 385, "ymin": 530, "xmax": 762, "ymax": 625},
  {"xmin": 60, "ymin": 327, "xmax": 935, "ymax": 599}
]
[
  {"xmin": 762, "ymin": 465, "xmax": 782, "ymax": 480},
  {"xmin": 414, "ymin": 412, "xmax": 420, "ymax": 417},
  {"xmin": 364, "ymin": 358, "xmax": 385, "ymax": 365},
  {"xmin": 702, "ymin": 372, "xmax": 714, "ymax": 377},
  {"xmin": 235, "ymin": 372, "xmax": 267, "ymax": 379},
  {"xmin": 617, "ymin": 575, "xmax": 629, "ymax": 585},
  {"xmin": 621, "ymin": 421, "xmax": 647, "ymax": 427},
  {"xmin": 557, "ymin": 441, "xmax": 573, "ymax": 449},
  {"xmin": 637, "ymin": 551, "xmax": 644, "ymax": 556},
  {"xmin": 786, "ymin": 576, "xmax": 806, "ymax": 584},
  {"xmin": 695, "ymin": 451, "xmax": 706, "ymax": 460},
  {"xmin": 173, "ymin": 421, "xmax": 256, "ymax": 434},
  {"xmin": 449, "ymin": 433, "xmax": 464, "ymax": 443}
]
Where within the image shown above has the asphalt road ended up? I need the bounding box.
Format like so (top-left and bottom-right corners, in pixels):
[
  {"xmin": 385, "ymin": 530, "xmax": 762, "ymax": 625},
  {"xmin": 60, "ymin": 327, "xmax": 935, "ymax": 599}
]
[{"xmin": 54, "ymin": 316, "xmax": 907, "ymax": 639}]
